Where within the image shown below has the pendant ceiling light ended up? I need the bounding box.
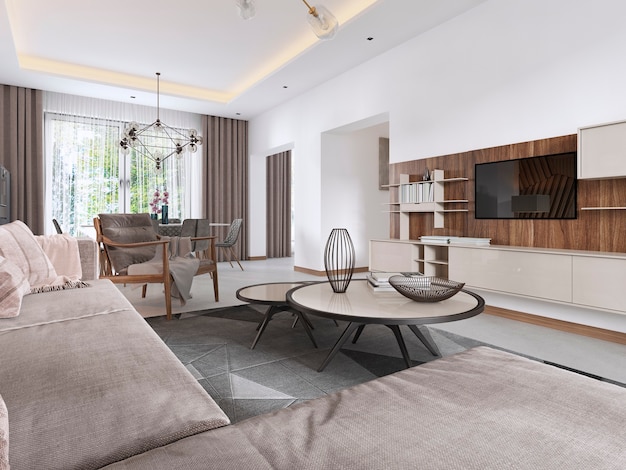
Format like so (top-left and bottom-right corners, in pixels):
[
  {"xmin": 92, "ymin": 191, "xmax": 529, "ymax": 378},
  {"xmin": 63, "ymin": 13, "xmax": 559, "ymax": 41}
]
[
  {"xmin": 301, "ymin": 0, "xmax": 338, "ymax": 40},
  {"xmin": 235, "ymin": 0, "xmax": 338, "ymax": 40},
  {"xmin": 119, "ymin": 73, "xmax": 203, "ymax": 171}
]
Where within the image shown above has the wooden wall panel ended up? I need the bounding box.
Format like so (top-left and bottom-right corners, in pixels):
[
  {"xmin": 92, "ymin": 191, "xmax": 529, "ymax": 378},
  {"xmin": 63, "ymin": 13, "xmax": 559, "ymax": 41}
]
[{"xmin": 389, "ymin": 134, "xmax": 626, "ymax": 253}]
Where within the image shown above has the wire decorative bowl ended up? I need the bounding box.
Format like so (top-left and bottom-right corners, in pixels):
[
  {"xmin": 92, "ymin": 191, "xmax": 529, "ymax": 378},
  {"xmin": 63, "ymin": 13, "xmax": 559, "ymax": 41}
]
[{"xmin": 388, "ymin": 276, "xmax": 465, "ymax": 302}]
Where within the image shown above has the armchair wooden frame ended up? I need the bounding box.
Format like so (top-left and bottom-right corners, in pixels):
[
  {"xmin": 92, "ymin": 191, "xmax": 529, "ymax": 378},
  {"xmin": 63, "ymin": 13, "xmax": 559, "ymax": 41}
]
[{"xmin": 94, "ymin": 217, "xmax": 219, "ymax": 320}]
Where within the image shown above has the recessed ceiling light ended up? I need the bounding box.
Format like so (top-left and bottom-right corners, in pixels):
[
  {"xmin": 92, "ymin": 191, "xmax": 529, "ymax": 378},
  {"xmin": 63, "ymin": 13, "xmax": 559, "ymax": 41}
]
[
  {"xmin": 283, "ymin": 85, "xmax": 288, "ymax": 89},
  {"xmin": 367, "ymin": 37, "xmax": 374, "ymax": 41}
]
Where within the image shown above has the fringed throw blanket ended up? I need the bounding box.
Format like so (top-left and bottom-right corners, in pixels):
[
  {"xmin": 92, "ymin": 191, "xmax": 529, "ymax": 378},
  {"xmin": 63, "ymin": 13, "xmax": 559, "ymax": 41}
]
[{"xmin": 127, "ymin": 237, "xmax": 200, "ymax": 305}]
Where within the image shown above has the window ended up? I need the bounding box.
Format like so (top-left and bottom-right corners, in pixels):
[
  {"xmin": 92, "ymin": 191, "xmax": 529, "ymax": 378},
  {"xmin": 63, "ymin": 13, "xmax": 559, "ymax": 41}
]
[{"xmin": 44, "ymin": 93, "xmax": 202, "ymax": 236}]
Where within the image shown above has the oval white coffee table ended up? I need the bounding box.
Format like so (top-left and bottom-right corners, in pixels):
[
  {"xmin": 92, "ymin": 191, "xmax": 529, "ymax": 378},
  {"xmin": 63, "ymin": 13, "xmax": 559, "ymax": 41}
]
[{"xmin": 287, "ymin": 279, "xmax": 484, "ymax": 371}]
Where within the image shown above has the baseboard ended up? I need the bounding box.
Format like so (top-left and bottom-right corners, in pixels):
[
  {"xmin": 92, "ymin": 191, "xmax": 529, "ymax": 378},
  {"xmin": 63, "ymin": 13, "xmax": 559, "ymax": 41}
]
[
  {"xmin": 247, "ymin": 256, "xmax": 267, "ymax": 261},
  {"xmin": 484, "ymin": 305, "xmax": 626, "ymax": 346},
  {"xmin": 294, "ymin": 266, "xmax": 370, "ymax": 276}
]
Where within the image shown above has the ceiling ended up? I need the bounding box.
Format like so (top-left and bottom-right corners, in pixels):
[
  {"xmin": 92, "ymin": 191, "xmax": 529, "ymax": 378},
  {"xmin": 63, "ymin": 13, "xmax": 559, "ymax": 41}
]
[{"xmin": 0, "ymin": 0, "xmax": 485, "ymax": 119}]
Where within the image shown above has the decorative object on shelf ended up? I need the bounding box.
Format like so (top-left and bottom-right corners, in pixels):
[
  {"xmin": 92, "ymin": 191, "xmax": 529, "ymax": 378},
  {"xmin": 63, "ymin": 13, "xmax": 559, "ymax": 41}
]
[
  {"xmin": 324, "ymin": 228, "xmax": 355, "ymax": 293},
  {"xmin": 235, "ymin": 0, "xmax": 338, "ymax": 40},
  {"xmin": 388, "ymin": 275, "xmax": 464, "ymax": 302},
  {"xmin": 119, "ymin": 73, "xmax": 203, "ymax": 171},
  {"xmin": 423, "ymin": 167, "xmax": 430, "ymax": 181}
]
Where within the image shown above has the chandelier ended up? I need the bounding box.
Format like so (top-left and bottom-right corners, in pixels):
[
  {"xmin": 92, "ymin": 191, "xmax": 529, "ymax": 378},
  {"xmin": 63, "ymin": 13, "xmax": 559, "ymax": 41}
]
[
  {"xmin": 236, "ymin": 0, "xmax": 338, "ymax": 40},
  {"xmin": 119, "ymin": 73, "xmax": 203, "ymax": 171}
]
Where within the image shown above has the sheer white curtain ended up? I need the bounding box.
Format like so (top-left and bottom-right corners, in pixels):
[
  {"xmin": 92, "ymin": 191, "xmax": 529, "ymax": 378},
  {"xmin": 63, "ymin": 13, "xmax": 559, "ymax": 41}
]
[{"xmin": 44, "ymin": 92, "xmax": 202, "ymax": 235}]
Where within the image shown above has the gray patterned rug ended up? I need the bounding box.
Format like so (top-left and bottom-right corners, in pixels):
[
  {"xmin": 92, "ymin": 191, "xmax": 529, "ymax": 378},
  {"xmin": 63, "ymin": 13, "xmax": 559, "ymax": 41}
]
[{"xmin": 146, "ymin": 305, "xmax": 621, "ymax": 424}]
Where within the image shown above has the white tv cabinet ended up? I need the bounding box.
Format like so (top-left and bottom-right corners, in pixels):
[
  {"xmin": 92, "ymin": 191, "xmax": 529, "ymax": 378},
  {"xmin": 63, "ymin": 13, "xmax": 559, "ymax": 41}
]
[
  {"xmin": 578, "ymin": 119, "xmax": 626, "ymax": 180},
  {"xmin": 448, "ymin": 245, "xmax": 626, "ymax": 315},
  {"xmin": 369, "ymin": 239, "xmax": 450, "ymax": 277}
]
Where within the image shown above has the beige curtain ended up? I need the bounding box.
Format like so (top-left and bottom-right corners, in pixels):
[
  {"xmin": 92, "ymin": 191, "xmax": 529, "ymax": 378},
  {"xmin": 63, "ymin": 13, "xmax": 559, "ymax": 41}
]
[
  {"xmin": 0, "ymin": 85, "xmax": 44, "ymax": 234},
  {"xmin": 266, "ymin": 151, "xmax": 291, "ymax": 258},
  {"xmin": 201, "ymin": 115, "xmax": 248, "ymax": 261}
]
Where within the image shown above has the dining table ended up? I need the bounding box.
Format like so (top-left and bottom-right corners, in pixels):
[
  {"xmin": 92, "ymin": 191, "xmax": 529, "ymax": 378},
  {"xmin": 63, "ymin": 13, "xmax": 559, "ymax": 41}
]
[{"xmin": 157, "ymin": 222, "xmax": 230, "ymax": 237}]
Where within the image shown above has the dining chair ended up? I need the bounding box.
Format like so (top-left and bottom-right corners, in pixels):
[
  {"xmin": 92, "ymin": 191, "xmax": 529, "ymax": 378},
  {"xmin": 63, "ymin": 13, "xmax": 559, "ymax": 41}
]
[
  {"xmin": 180, "ymin": 219, "xmax": 212, "ymax": 258},
  {"xmin": 216, "ymin": 218, "xmax": 244, "ymax": 270},
  {"xmin": 52, "ymin": 218, "xmax": 63, "ymax": 234}
]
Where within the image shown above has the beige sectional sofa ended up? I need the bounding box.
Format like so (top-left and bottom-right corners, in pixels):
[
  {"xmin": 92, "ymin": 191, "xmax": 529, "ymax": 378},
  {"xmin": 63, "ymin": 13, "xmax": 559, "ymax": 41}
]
[{"xmin": 1, "ymin": 230, "xmax": 626, "ymax": 469}]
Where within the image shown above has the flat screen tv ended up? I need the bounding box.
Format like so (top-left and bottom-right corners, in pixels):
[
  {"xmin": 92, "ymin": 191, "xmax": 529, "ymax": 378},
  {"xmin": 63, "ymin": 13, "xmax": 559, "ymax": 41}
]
[{"xmin": 474, "ymin": 152, "xmax": 577, "ymax": 219}]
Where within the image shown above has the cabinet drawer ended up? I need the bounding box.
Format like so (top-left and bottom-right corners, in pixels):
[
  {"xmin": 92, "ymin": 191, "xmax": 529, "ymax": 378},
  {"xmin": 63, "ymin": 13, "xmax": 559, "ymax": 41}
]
[
  {"xmin": 573, "ymin": 257, "xmax": 626, "ymax": 313},
  {"xmin": 449, "ymin": 247, "xmax": 572, "ymax": 302},
  {"xmin": 579, "ymin": 121, "xmax": 626, "ymax": 179},
  {"xmin": 369, "ymin": 240, "xmax": 414, "ymax": 272}
]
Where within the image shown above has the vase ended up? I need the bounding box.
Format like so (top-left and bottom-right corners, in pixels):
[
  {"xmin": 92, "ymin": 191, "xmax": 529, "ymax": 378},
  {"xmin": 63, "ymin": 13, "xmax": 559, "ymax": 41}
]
[
  {"xmin": 161, "ymin": 205, "xmax": 169, "ymax": 224},
  {"xmin": 150, "ymin": 213, "xmax": 158, "ymax": 220},
  {"xmin": 324, "ymin": 228, "xmax": 355, "ymax": 293}
]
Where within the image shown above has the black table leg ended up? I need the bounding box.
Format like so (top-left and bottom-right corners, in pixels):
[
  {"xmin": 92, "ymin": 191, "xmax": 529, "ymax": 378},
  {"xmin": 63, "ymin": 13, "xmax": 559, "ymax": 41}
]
[
  {"xmin": 407, "ymin": 325, "xmax": 440, "ymax": 356},
  {"xmin": 296, "ymin": 311, "xmax": 318, "ymax": 348},
  {"xmin": 317, "ymin": 322, "xmax": 361, "ymax": 372},
  {"xmin": 251, "ymin": 305, "xmax": 278, "ymax": 349},
  {"xmin": 388, "ymin": 325, "xmax": 413, "ymax": 368},
  {"xmin": 351, "ymin": 324, "xmax": 365, "ymax": 344}
]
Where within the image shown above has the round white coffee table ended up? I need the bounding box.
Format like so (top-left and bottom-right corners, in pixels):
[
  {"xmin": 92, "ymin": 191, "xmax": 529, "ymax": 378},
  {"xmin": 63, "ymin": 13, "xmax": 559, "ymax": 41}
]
[{"xmin": 287, "ymin": 279, "xmax": 484, "ymax": 371}]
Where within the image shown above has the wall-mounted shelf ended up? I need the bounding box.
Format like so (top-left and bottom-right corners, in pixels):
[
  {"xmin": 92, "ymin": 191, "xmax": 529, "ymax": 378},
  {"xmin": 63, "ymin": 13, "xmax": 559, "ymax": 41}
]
[
  {"xmin": 393, "ymin": 170, "xmax": 468, "ymax": 237},
  {"xmin": 580, "ymin": 206, "xmax": 626, "ymax": 210}
]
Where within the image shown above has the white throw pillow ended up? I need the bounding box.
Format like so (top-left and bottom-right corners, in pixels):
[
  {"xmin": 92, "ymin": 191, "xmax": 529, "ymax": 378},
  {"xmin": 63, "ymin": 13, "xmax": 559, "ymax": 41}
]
[
  {"xmin": 0, "ymin": 220, "xmax": 57, "ymax": 288},
  {"xmin": 0, "ymin": 255, "xmax": 31, "ymax": 318},
  {"xmin": 0, "ymin": 393, "xmax": 8, "ymax": 470}
]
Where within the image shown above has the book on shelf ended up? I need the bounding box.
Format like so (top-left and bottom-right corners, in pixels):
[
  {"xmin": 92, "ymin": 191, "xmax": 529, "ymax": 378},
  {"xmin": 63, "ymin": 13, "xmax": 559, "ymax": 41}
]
[{"xmin": 401, "ymin": 181, "xmax": 434, "ymax": 204}]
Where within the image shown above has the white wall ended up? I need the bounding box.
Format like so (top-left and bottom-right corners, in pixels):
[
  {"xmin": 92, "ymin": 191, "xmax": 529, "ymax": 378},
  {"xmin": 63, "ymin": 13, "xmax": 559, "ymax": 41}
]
[
  {"xmin": 320, "ymin": 122, "xmax": 390, "ymax": 269},
  {"xmin": 248, "ymin": 0, "xmax": 626, "ymax": 271}
]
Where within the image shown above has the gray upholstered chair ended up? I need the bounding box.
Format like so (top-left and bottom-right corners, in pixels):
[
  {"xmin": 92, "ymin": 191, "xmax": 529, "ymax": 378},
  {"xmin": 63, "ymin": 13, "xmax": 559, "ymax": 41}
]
[
  {"xmin": 180, "ymin": 219, "xmax": 210, "ymax": 256},
  {"xmin": 52, "ymin": 218, "xmax": 63, "ymax": 234},
  {"xmin": 216, "ymin": 218, "xmax": 243, "ymax": 270}
]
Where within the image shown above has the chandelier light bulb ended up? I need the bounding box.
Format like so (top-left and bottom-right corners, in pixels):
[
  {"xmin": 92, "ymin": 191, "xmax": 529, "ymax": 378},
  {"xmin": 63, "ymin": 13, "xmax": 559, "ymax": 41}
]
[
  {"xmin": 118, "ymin": 73, "xmax": 203, "ymax": 170},
  {"xmin": 236, "ymin": 0, "xmax": 256, "ymax": 20},
  {"xmin": 306, "ymin": 4, "xmax": 338, "ymax": 39}
]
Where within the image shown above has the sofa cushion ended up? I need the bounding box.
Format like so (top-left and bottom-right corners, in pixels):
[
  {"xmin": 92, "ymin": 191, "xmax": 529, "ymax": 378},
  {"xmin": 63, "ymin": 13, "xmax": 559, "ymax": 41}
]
[
  {"xmin": 0, "ymin": 220, "xmax": 57, "ymax": 288},
  {"xmin": 99, "ymin": 213, "xmax": 158, "ymax": 273},
  {"xmin": 0, "ymin": 281, "xmax": 229, "ymax": 470},
  {"xmin": 0, "ymin": 256, "xmax": 30, "ymax": 319},
  {"xmin": 0, "ymin": 393, "xmax": 8, "ymax": 470},
  {"xmin": 103, "ymin": 346, "xmax": 626, "ymax": 470}
]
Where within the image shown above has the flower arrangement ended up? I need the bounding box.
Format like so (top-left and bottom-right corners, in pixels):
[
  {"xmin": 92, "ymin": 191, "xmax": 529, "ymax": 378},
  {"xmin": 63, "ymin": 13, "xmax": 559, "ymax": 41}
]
[
  {"xmin": 161, "ymin": 189, "xmax": 169, "ymax": 206},
  {"xmin": 149, "ymin": 188, "xmax": 162, "ymax": 215}
]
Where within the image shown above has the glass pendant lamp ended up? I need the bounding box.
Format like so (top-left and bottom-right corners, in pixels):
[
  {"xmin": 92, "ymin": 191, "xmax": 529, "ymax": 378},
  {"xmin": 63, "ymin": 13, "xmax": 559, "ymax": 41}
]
[
  {"xmin": 302, "ymin": 1, "xmax": 338, "ymax": 40},
  {"xmin": 236, "ymin": 0, "xmax": 256, "ymax": 20}
]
